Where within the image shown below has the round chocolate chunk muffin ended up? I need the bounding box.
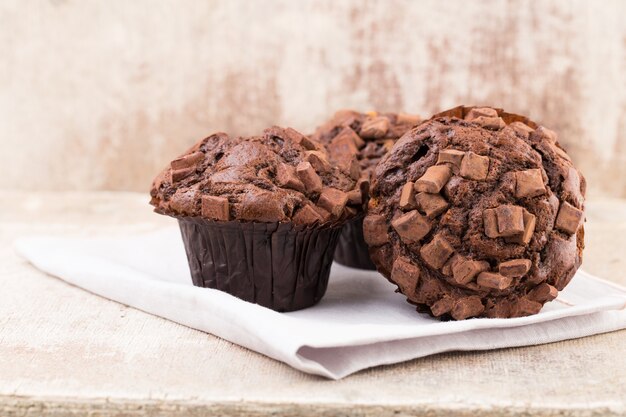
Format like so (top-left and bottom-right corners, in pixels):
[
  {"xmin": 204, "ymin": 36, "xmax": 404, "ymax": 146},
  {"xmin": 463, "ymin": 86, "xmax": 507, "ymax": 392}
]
[
  {"xmin": 364, "ymin": 106, "xmax": 585, "ymax": 320},
  {"xmin": 150, "ymin": 126, "xmax": 360, "ymax": 226},
  {"xmin": 150, "ymin": 126, "xmax": 361, "ymax": 312},
  {"xmin": 311, "ymin": 110, "xmax": 422, "ymax": 269}
]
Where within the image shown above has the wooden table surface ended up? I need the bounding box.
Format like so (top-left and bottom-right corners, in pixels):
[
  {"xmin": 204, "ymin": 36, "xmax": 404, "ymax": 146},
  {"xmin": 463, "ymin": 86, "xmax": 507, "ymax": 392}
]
[{"xmin": 1, "ymin": 191, "xmax": 625, "ymax": 417}]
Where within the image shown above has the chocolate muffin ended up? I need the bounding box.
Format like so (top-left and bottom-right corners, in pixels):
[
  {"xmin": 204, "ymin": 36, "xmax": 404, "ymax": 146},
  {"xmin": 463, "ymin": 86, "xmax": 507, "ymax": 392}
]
[
  {"xmin": 364, "ymin": 106, "xmax": 585, "ymax": 319},
  {"xmin": 311, "ymin": 110, "xmax": 423, "ymax": 269},
  {"xmin": 150, "ymin": 126, "xmax": 361, "ymax": 311}
]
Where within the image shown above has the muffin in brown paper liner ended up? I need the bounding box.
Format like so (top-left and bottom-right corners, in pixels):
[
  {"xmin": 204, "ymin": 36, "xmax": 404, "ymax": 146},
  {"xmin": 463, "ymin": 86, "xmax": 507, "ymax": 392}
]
[
  {"xmin": 311, "ymin": 110, "xmax": 423, "ymax": 269},
  {"xmin": 150, "ymin": 126, "xmax": 360, "ymax": 311},
  {"xmin": 332, "ymin": 216, "xmax": 376, "ymax": 270},
  {"xmin": 178, "ymin": 218, "xmax": 342, "ymax": 312}
]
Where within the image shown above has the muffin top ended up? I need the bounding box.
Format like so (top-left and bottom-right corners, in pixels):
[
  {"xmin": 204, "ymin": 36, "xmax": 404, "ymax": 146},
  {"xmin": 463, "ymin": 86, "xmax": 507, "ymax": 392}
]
[
  {"xmin": 364, "ymin": 106, "xmax": 586, "ymax": 319},
  {"xmin": 311, "ymin": 110, "xmax": 422, "ymax": 176},
  {"xmin": 150, "ymin": 126, "xmax": 361, "ymax": 226}
]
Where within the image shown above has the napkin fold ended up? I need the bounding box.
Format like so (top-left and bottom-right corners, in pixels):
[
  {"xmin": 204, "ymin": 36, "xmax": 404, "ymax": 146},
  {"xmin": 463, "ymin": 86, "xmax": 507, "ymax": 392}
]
[{"xmin": 14, "ymin": 228, "xmax": 626, "ymax": 380}]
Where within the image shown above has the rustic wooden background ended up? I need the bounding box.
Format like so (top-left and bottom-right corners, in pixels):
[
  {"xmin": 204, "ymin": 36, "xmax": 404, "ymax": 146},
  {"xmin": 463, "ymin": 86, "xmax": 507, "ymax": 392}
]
[{"xmin": 1, "ymin": 0, "xmax": 625, "ymax": 198}]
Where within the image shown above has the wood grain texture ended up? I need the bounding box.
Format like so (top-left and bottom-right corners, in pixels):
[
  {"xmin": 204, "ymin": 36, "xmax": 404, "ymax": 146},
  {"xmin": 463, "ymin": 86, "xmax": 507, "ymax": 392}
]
[
  {"xmin": 1, "ymin": 191, "xmax": 625, "ymax": 416},
  {"xmin": 0, "ymin": 0, "xmax": 625, "ymax": 197}
]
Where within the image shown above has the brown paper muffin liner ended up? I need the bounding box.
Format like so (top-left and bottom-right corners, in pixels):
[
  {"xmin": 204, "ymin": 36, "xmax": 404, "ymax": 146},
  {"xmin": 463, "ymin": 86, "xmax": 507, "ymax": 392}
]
[
  {"xmin": 333, "ymin": 216, "xmax": 377, "ymax": 270},
  {"xmin": 177, "ymin": 217, "xmax": 342, "ymax": 312}
]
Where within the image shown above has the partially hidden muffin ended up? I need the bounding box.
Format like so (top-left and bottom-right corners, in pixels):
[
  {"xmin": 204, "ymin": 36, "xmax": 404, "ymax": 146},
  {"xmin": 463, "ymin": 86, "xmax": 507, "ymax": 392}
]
[
  {"xmin": 150, "ymin": 126, "xmax": 361, "ymax": 311},
  {"xmin": 364, "ymin": 106, "xmax": 585, "ymax": 319},
  {"xmin": 311, "ymin": 110, "xmax": 423, "ymax": 269}
]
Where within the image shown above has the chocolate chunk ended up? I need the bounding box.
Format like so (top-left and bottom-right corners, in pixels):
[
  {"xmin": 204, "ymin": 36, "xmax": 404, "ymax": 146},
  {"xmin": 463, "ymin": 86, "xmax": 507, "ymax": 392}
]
[
  {"xmin": 506, "ymin": 208, "xmax": 536, "ymax": 245},
  {"xmin": 328, "ymin": 128, "xmax": 362, "ymax": 179},
  {"xmin": 535, "ymin": 126, "xmax": 557, "ymax": 143},
  {"xmin": 360, "ymin": 117, "xmax": 390, "ymax": 139},
  {"xmin": 391, "ymin": 257, "xmax": 420, "ymax": 298},
  {"xmin": 465, "ymin": 107, "xmax": 498, "ymax": 120},
  {"xmin": 451, "ymin": 296, "xmax": 484, "ymax": 320},
  {"xmin": 301, "ymin": 136, "xmax": 321, "ymax": 151},
  {"xmin": 171, "ymin": 167, "xmax": 194, "ymax": 182},
  {"xmin": 514, "ymin": 298, "xmax": 543, "ymax": 316},
  {"xmin": 555, "ymin": 201, "xmax": 584, "ymax": 235},
  {"xmin": 483, "ymin": 205, "xmax": 536, "ymax": 245},
  {"xmin": 420, "ymin": 235, "xmax": 454, "ymax": 269},
  {"xmin": 528, "ymin": 283, "xmax": 558, "ymax": 303},
  {"xmin": 430, "ymin": 297, "xmax": 454, "ymax": 317},
  {"xmin": 509, "ymin": 121, "xmax": 535, "ymax": 137},
  {"xmin": 415, "ymin": 192, "xmax": 449, "ymax": 219},
  {"xmin": 484, "ymin": 300, "xmax": 512, "ymax": 318},
  {"xmin": 352, "ymin": 133, "xmax": 366, "ymax": 149},
  {"xmin": 399, "ymin": 181, "xmax": 416, "ymax": 210},
  {"xmin": 562, "ymin": 167, "xmax": 584, "ymax": 206},
  {"xmin": 169, "ymin": 189, "xmax": 198, "ymax": 215},
  {"xmin": 281, "ymin": 126, "xmax": 305, "ymax": 140},
  {"xmin": 171, "ymin": 151, "xmax": 204, "ymax": 170},
  {"xmin": 330, "ymin": 109, "xmax": 359, "ymax": 126},
  {"xmin": 436, "ymin": 149, "xmax": 465, "ymax": 169},
  {"xmin": 495, "ymin": 205, "xmax": 525, "ymax": 237},
  {"xmin": 348, "ymin": 156, "xmax": 361, "ymax": 180},
  {"xmin": 441, "ymin": 254, "xmax": 457, "ymax": 276},
  {"xmin": 363, "ymin": 215, "xmax": 389, "ymax": 246},
  {"xmin": 477, "ymin": 272, "xmax": 513, "ymax": 290},
  {"xmin": 549, "ymin": 142, "xmax": 572, "ymax": 162},
  {"xmin": 201, "ymin": 195, "xmax": 230, "ymax": 221},
  {"xmin": 515, "ymin": 169, "xmax": 545, "ymax": 198},
  {"xmin": 313, "ymin": 205, "xmax": 332, "ymax": 223},
  {"xmin": 499, "ymin": 259, "xmax": 531, "ymax": 277},
  {"xmin": 296, "ymin": 161, "xmax": 323, "ymax": 194},
  {"xmin": 276, "ymin": 163, "xmax": 305, "ymax": 193},
  {"xmin": 473, "ymin": 116, "xmax": 506, "ymax": 130},
  {"xmin": 347, "ymin": 189, "xmax": 363, "ymax": 205},
  {"xmin": 329, "ymin": 128, "xmax": 359, "ymax": 158},
  {"xmin": 414, "ymin": 165, "xmax": 452, "ymax": 193},
  {"xmin": 209, "ymin": 168, "xmax": 240, "ymax": 184},
  {"xmin": 396, "ymin": 113, "xmax": 422, "ymax": 126},
  {"xmin": 317, "ymin": 188, "xmax": 349, "ymax": 217},
  {"xmin": 239, "ymin": 192, "xmax": 286, "ymax": 222},
  {"xmin": 292, "ymin": 203, "xmax": 324, "ymax": 225},
  {"xmin": 460, "ymin": 152, "xmax": 490, "ymax": 180},
  {"xmin": 266, "ymin": 126, "xmax": 312, "ymax": 149},
  {"xmin": 483, "ymin": 208, "xmax": 500, "ymax": 238},
  {"xmin": 288, "ymin": 129, "xmax": 319, "ymax": 150},
  {"xmin": 306, "ymin": 151, "xmax": 331, "ymax": 173},
  {"xmin": 452, "ymin": 257, "xmax": 490, "ymax": 284},
  {"xmin": 392, "ymin": 210, "xmax": 432, "ymax": 244},
  {"xmin": 546, "ymin": 234, "xmax": 578, "ymax": 289},
  {"xmin": 463, "ymin": 108, "xmax": 505, "ymax": 130}
]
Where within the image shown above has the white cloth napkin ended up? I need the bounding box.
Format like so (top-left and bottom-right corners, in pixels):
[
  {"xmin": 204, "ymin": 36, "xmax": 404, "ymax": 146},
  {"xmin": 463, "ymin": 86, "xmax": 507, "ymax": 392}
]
[{"xmin": 14, "ymin": 227, "xmax": 626, "ymax": 380}]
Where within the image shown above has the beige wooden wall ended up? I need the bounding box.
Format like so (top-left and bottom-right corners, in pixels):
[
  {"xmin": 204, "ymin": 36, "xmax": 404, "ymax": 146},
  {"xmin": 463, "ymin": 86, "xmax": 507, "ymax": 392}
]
[{"xmin": 1, "ymin": 0, "xmax": 625, "ymax": 198}]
